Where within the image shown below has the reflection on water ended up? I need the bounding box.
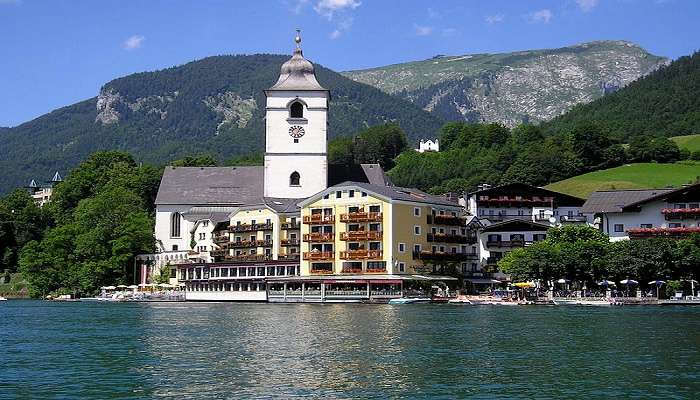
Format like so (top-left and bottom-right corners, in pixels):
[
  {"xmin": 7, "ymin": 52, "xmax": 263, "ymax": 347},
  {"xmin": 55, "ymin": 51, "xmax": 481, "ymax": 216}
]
[{"xmin": 1, "ymin": 301, "xmax": 700, "ymax": 399}]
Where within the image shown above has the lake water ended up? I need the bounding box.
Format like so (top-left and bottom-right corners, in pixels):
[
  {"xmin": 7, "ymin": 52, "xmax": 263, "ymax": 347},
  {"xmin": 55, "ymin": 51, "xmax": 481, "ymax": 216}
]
[{"xmin": 1, "ymin": 301, "xmax": 699, "ymax": 399}]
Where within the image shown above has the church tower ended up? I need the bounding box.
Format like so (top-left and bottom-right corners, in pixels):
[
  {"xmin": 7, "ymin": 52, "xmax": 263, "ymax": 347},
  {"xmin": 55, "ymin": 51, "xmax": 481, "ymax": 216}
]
[{"xmin": 264, "ymin": 30, "xmax": 329, "ymax": 199}]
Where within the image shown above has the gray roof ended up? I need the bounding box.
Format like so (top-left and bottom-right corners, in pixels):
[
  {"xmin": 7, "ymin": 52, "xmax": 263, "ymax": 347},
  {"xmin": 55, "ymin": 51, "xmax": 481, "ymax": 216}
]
[
  {"xmin": 581, "ymin": 189, "xmax": 674, "ymax": 213},
  {"xmin": 155, "ymin": 166, "xmax": 263, "ymax": 205},
  {"xmin": 263, "ymin": 198, "xmax": 301, "ymax": 214},
  {"xmin": 181, "ymin": 206, "xmax": 239, "ymax": 223},
  {"xmin": 301, "ymin": 181, "xmax": 461, "ymax": 207},
  {"xmin": 268, "ymin": 48, "xmax": 326, "ymax": 92},
  {"xmin": 361, "ymin": 164, "xmax": 393, "ymax": 186}
]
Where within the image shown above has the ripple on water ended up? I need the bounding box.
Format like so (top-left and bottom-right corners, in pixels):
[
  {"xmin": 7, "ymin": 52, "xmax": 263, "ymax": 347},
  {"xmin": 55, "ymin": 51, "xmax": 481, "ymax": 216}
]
[{"xmin": 1, "ymin": 302, "xmax": 700, "ymax": 399}]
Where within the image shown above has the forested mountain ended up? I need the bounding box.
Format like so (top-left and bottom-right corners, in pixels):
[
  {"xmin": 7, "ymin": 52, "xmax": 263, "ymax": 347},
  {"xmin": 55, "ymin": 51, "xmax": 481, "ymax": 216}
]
[
  {"xmin": 543, "ymin": 51, "xmax": 700, "ymax": 141},
  {"xmin": 343, "ymin": 41, "xmax": 667, "ymax": 127},
  {"xmin": 0, "ymin": 54, "xmax": 442, "ymax": 194}
]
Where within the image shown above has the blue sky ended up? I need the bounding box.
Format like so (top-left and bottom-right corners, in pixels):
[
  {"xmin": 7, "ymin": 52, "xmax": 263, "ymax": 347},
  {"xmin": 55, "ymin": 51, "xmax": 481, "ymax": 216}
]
[{"xmin": 0, "ymin": 0, "xmax": 698, "ymax": 127}]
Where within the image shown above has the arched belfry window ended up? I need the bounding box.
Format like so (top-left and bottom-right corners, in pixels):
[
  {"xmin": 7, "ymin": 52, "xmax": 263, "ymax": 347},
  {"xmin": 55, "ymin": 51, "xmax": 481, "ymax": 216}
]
[
  {"xmin": 171, "ymin": 212, "xmax": 181, "ymax": 238},
  {"xmin": 290, "ymin": 101, "xmax": 304, "ymax": 118},
  {"xmin": 290, "ymin": 171, "xmax": 300, "ymax": 186}
]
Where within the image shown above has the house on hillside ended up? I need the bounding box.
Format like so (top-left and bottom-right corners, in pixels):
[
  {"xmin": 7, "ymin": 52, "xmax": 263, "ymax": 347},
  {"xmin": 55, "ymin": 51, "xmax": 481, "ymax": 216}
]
[
  {"xmin": 26, "ymin": 171, "xmax": 62, "ymax": 207},
  {"xmin": 416, "ymin": 139, "xmax": 439, "ymax": 153}
]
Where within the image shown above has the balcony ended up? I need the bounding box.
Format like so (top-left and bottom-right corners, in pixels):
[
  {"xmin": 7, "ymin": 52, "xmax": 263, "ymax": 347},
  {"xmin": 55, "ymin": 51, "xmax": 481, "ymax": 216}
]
[
  {"xmin": 560, "ymin": 215, "xmax": 588, "ymax": 223},
  {"xmin": 339, "ymin": 249, "xmax": 383, "ymax": 260},
  {"xmin": 476, "ymin": 196, "xmax": 554, "ymax": 207},
  {"xmin": 303, "ymin": 232, "xmax": 334, "ymax": 242},
  {"xmin": 310, "ymin": 266, "xmax": 334, "ymax": 275},
  {"xmin": 662, "ymin": 208, "xmax": 700, "ymax": 220},
  {"xmin": 340, "ymin": 231, "xmax": 382, "ymax": 241},
  {"xmin": 427, "ymin": 232, "xmax": 473, "ymax": 244},
  {"xmin": 212, "ymin": 233, "xmax": 229, "ymax": 244},
  {"xmin": 427, "ymin": 214, "xmax": 466, "ymax": 226},
  {"xmin": 281, "ymin": 238, "xmax": 300, "ymax": 246},
  {"xmin": 486, "ymin": 240, "xmax": 526, "ymax": 248},
  {"xmin": 628, "ymin": 227, "xmax": 700, "ymax": 239},
  {"xmin": 303, "ymin": 251, "xmax": 335, "ymax": 261},
  {"xmin": 412, "ymin": 251, "xmax": 469, "ymax": 262},
  {"xmin": 481, "ymin": 214, "xmax": 535, "ymax": 222},
  {"xmin": 340, "ymin": 211, "xmax": 383, "ymax": 223},
  {"xmin": 303, "ymin": 215, "xmax": 335, "ymax": 224},
  {"xmin": 278, "ymin": 253, "xmax": 301, "ymax": 261},
  {"xmin": 229, "ymin": 239, "xmax": 273, "ymax": 248},
  {"xmin": 210, "ymin": 249, "xmax": 227, "ymax": 258},
  {"xmin": 228, "ymin": 222, "xmax": 274, "ymax": 233},
  {"xmin": 281, "ymin": 222, "xmax": 301, "ymax": 230},
  {"xmin": 224, "ymin": 254, "xmax": 273, "ymax": 263},
  {"xmin": 340, "ymin": 267, "xmax": 363, "ymax": 274}
]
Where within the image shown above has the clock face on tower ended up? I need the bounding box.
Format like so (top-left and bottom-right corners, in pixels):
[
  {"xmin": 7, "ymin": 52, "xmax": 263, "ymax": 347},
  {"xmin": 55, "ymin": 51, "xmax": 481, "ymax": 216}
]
[{"xmin": 289, "ymin": 125, "xmax": 305, "ymax": 139}]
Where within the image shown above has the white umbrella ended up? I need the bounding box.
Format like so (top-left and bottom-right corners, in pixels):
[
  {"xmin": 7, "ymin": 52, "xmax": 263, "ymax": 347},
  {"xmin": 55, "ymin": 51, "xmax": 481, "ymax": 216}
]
[
  {"xmin": 597, "ymin": 280, "xmax": 616, "ymax": 286},
  {"xmin": 104, "ymin": 286, "xmax": 116, "ymax": 290},
  {"xmin": 649, "ymin": 280, "xmax": 665, "ymax": 298},
  {"xmin": 127, "ymin": 285, "xmax": 138, "ymax": 289},
  {"xmin": 117, "ymin": 285, "xmax": 128, "ymax": 288},
  {"xmin": 620, "ymin": 279, "xmax": 638, "ymax": 285},
  {"xmin": 556, "ymin": 278, "xmax": 570, "ymax": 284},
  {"xmin": 159, "ymin": 283, "xmax": 173, "ymax": 288}
]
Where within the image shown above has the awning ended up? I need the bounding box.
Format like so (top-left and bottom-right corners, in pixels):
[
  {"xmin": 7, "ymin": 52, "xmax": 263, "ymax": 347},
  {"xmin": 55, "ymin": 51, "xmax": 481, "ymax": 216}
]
[
  {"xmin": 370, "ymin": 280, "xmax": 402, "ymax": 284},
  {"xmin": 323, "ymin": 280, "xmax": 367, "ymax": 284},
  {"xmin": 466, "ymin": 278, "xmax": 501, "ymax": 284}
]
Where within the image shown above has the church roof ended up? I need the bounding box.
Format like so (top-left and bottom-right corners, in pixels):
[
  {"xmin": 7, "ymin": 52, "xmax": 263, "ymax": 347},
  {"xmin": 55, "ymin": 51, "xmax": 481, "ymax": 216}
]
[
  {"xmin": 300, "ymin": 181, "xmax": 460, "ymax": 208},
  {"xmin": 155, "ymin": 166, "xmax": 263, "ymax": 205},
  {"xmin": 581, "ymin": 188, "xmax": 674, "ymax": 214},
  {"xmin": 267, "ymin": 31, "xmax": 326, "ymax": 92}
]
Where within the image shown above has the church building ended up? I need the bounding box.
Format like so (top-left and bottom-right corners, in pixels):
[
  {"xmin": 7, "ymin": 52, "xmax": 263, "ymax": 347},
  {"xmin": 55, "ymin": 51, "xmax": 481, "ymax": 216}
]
[{"xmin": 141, "ymin": 32, "xmax": 468, "ymax": 301}]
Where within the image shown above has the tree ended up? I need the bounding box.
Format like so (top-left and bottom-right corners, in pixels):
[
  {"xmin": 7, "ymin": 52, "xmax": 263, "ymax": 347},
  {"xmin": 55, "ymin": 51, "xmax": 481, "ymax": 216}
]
[
  {"xmin": 0, "ymin": 189, "xmax": 47, "ymax": 272},
  {"xmin": 170, "ymin": 154, "xmax": 218, "ymax": 167}
]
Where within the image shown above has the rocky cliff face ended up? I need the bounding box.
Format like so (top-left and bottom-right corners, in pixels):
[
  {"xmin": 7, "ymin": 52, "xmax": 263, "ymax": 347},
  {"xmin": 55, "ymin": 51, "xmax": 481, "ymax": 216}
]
[{"xmin": 343, "ymin": 41, "xmax": 669, "ymax": 126}]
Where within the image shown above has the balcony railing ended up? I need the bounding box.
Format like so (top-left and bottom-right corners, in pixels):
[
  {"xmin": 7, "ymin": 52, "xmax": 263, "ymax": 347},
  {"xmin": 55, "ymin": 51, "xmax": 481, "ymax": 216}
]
[
  {"xmin": 310, "ymin": 267, "xmax": 334, "ymax": 275},
  {"xmin": 486, "ymin": 240, "xmax": 527, "ymax": 248},
  {"xmin": 281, "ymin": 222, "xmax": 301, "ymax": 230},
  {"xmin": 212, "ymin": 234, "xmax": 229, "ymax": 244},
  {"xmin": 281, "ymin": 238, "xmax": 300, "ymax": 246},
  {"xmin": 339, "ymin": 249, "xmax": 383, "ymax": 260},
  {"xmin": 628, "ymin": 227, "xmax": 700, "ymax": 239},
  {"xmin": 278, "ymin": 253, "xmax": 301, "ymax": 261},
  {"xmin": 339, "ymin": 231, "xmax": 382, "ymax": 241},
  {"xmin": 303, "ymin": 232, "xmax": 334, "ymax": 242},
  {"xmin": 340, "ymin": 211, "xmax": 383, "ymax": 223},
  {"xmin": 229, "ymin": 239, "xmax": 273, "ymax": 248},
  {"xmin": 560, "ymin": 215, "xmax": 588, "ymax": 223},
  {"xmin": 340, "ymin": 267, "xmax": 363, "ymax": 274},
  {"xmin": 228, "ymin": 223, "xmax": 274, "ymax": 232},
  {"xmin": 303, "ymin": 215, "xmax": 335, "ymax": 224},
  {"xmin": 303, "ymin": 251, "xmax": 335, "ymax": 261},
  {"xmin": 224, "ymin": 254, "xmax": 273, "ymax": 262},
  {"xmin": 210, "ymin": 250, "xmax": 227, "ymax": 258},
  {"xmin": 662, "ymin": 208, "xmax": 700, "ymax": 220},
  {"xmin": 427, "ymin": 214, "xmax": 466, "ymax": 226},
  {"xmin": 427, "ymin": 232, "xmax": 474, "ymax": 244},
  {"xmin": 412, "ymin": 251, "xmax": 470, "ymax": 262},
  {"xmin": 476, "ymin": 196, "xmax": 554, "ymax": 207}
]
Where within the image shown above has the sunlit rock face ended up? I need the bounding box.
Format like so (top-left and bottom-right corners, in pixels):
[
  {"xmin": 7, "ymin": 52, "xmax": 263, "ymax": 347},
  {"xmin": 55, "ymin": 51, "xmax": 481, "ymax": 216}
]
[{"xmin": 343, "ymin": 40, "xmax": 669, "ymax": 127}]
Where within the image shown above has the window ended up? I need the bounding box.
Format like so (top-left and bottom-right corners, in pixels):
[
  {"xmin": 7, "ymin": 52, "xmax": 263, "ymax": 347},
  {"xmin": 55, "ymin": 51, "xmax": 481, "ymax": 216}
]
[
  {"xmin": 290, "ymin": 171, "xmax": 300, "ymax": 186},
  {"xmin": 349, "ymin": 190, "xmax": 355, "ymax": 198},
  {"xmin": 669, "ymin": 223, "xmax": 682, "ymax": 228},
  {"xmin": 172, "ymin": 245, "xmax": 178, "ymax": 251},
  {"xmin": 414, "ymin": 226, "xmax": 421, "ymax": 235},
  {"xmin": 414, "ymin": 207, "xmax": 421, "ymax": 217},
  {"xmin": 202, "ymin": 221, "xmax": 209, "ymax": 227},
  {"xmin": 690, "ymin": 203, "xmax": 700, "ymax": 209},
  {"xmin": 674, "ymin": 203, "xmax": 687, "ymax": 209},
  {"xmin": 398, "ymin": 243, "xmax": 406, "ymax": 252},
  {"xmin": 361, "ymin": 192, "xmax": 367, "ymax": 197},
  {"xmin": 369, "ymin": 205, "xmax": 380, "ymax": 213},
  {"xmin": 398, "ymin": 262, "xmax": 405, "ymax": 273},
  {"xmin": 171, "ymin": 212, "xmax": 181, "ymax": 238},
  {"xmin": 614, "ymin": 224, "xmax": 624, "ymax": 233},
  {"xmin": 640, "ymin": 224, "xmax": 653, "ymax": 229},
  {"xmin": 336, "ymin": 191, "xmax": 342, "ymax": 199},
  {"xmin": 290, "ymin": 101, "xmax": 304, "ymax": 118},
  {"xmin": 414, "ymin": 244, "xmax": 421, "ymax": 253},
  {"xmin": 170, "ymin": 268, "xmax": 176, "ymax": 278},
  {"xmin": 199, "ymin": 233, "xmax": 206, "ymax": 240}
]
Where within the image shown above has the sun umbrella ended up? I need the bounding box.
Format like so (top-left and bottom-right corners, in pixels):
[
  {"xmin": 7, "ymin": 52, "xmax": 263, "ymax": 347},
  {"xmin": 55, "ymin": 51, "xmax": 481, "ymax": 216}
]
[
  {"xmin": 597, "ymin": 280, "xmax": 616, "ymax": 286},
  {"xmin": 556, "ymin": 278, "xmax": 570, "ymax": 284},
  {"xmin": 159, "ymin": 283, "xmax": 173, "ymax": 288},
  {"xmin": 513, "ymin": 282, "xmax": 536, "ymax": 288},
  {"xmin": 117, "ymin": 285, "xmax": 128, "ymax": 288},
  {"xmin": 127, "ymin": 285, "xmax": 138, "ymax": 289},
  {"xmin": 620, "ymin": 279, "xmax": 638, "ymax": 285},
  {"xmin": 649, "ymin": 280, "xmax": 665, "ymax": 298},
  {"xmin": 104, "ymin": 286, "xmax": 116, "ymax": 290}
]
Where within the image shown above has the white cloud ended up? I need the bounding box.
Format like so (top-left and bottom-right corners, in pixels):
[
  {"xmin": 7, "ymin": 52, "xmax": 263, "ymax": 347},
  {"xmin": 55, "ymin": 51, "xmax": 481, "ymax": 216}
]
[
  {"xmin": 528, "ymin": 9, "xmax": 553, "ymax": 24},
  {"xmin": 329, "ymin": 17, "xmax": 353, "ymax": 39},
  {"xmin": 292, "ymin": 0, "xmax": 309, "ymax": 14},
  {"xmin": 314, "ymin": 0, "xmax": 360, "ymax": 19},
  {"xmin": 427, "ymin": 7, "xmax": 440, "ymax": 19},
  {"xmin": 576, "ymin": 0, "xmax": 598, "ymax": 12},
  {"xmin": 123, "ymin": 35, "xmax": 145, "ymax": 50},
  {"xmin": 414, "ymin": 25, "xmax": 433, "ymax": 36},
  {"xmin": 485, "ymin": 14, "xmax": 504, "ymax": 24},
  {"xmin": 329, "ymin": 29, "xmax": 342, "ymax": 39}
]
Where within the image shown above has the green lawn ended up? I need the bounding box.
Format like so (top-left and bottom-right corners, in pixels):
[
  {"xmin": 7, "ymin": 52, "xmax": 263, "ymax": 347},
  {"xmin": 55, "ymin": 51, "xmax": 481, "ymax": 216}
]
[
  {"xmin": 671, "ymin": 134, "xmax": 700, "ymax": 152},
  {"xmin": 545, "ymin": 162, "xmax": 700, "ymax": 198}
]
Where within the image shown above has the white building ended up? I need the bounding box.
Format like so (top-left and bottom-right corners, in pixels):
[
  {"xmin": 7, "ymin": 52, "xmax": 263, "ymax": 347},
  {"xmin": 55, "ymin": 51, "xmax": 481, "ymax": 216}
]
[
  {"xmin": 27, "ymin": 171, "xmax": 62, "ymax": 207},
  {"xmin": 582, "ymin": 184, "xmax": 700, "ymax": 241},
  {"xmin": 416, "ymin": 139, "xmax": 439, "ymax": 153}
]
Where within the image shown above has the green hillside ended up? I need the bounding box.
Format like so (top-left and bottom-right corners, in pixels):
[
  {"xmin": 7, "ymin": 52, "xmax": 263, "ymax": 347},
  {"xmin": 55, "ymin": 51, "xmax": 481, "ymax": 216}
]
[
  {"xmin": 671, "ymin": 134, "xmax": 700, "ymax": 152},
  {"xmin": 545, "ymin": 162, "xmax": 700, "ymax": 198},
  {"xmin": 543, "ymin": 51, "xmax": 700, "ymax": 142},
  {"xmin": 0, "ymin": 54, "xmax": 442, "ymax": 194}
]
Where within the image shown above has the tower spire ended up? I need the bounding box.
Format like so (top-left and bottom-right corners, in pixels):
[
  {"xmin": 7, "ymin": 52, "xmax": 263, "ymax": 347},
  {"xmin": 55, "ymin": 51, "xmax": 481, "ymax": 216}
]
[{"xmin": 295, "ymin": 29, "xmax": 302, "ymax": 50}]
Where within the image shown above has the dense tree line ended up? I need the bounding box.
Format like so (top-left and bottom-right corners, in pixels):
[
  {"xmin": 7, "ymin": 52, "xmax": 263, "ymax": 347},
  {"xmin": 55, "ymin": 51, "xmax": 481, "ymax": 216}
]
[
  {"xmin": 543, "ymin": 51, "xmax": 700, "ymax": 142},
  {"xmin": 328, "ymin": 123, "xmax": 408, "ymax": 171},
  {"xmin": 498, "ymin": 225, "xmax": 700, "ymax": 296},
  {"xmin": 388, "ymin": 121, "xmax": 681, "ymax": 193}
]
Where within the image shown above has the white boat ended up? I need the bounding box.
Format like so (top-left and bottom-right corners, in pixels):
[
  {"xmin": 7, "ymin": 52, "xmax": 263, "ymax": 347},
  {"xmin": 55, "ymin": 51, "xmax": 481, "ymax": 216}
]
[
  {"xmin": 0, "ymin": 296, "xmax": 7, "ymax": 301},
  {"xmin": 448, "ymin": 296, "xmax": 472, "ymax": 305},
  {"xmin": 388, "ymin": 297, "xmax": 432, "ymax": 304}
]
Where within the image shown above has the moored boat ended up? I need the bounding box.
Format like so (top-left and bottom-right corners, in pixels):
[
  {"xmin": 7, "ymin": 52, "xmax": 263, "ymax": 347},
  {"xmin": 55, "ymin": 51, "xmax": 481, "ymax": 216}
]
[
  {"xmin": 388, "ymin": 297, "xmax": 432, "ymax": 304},
  {"xmin": 0, "ymin": 296, "xmax": 7, "ymax": 301}
]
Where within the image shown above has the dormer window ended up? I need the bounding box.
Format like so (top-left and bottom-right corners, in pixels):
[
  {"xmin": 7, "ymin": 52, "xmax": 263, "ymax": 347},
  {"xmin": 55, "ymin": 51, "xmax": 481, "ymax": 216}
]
[
  {"xmin": 290, "ymin": 171, "xmax": 300, "ymax": 186},
  {"xmin": 290, "ymin": 101, "xmax": 304, "ymax": 118}
]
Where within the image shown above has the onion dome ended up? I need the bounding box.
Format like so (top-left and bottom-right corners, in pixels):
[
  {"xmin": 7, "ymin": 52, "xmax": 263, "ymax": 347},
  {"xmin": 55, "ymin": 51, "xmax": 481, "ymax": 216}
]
[{"xmin": 268, "ymin": 29, "xmax": 326, "ymax": 91}]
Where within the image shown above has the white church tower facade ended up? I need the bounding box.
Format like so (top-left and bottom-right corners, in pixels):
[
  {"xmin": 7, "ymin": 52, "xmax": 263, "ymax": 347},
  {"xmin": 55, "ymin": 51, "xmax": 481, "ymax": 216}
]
[{"xmin": 264, "ymin": 30, "xmax": 329, "ymax": 199}]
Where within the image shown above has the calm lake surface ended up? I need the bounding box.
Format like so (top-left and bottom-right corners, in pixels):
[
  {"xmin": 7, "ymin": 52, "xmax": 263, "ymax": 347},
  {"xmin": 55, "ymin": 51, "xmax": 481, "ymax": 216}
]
[{"xmin": 1, "ymin": 301, "xmax": 699, "ymax": 399}]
